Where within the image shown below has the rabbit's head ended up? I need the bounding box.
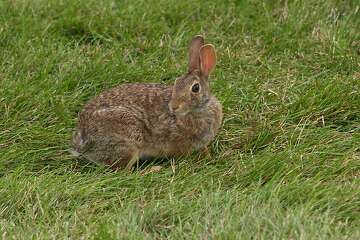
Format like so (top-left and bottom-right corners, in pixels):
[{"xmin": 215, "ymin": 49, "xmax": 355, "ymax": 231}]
[{"xmin": 169, "ymin": 36, "xmax": 217, "ymax": 116}]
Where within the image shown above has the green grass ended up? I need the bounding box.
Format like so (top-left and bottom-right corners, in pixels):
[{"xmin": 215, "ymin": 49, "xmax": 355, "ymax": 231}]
[{"xmin": 1, "ymin": 0, "xmax": 360, "ymax": 239}]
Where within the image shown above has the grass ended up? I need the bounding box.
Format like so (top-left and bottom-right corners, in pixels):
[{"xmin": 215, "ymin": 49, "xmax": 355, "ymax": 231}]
[{"xmin": 0, "ymin": 0, "xmax": 359, "ymax": 239}]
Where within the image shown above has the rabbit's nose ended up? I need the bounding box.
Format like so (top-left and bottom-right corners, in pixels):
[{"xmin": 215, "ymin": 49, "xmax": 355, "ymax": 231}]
[
  {"xmin": 169, "ymin": 102, "xmax": 181, "ymax": 112},
  {"xmin": 172, "ymin": 105, "xmax": 179, "ymax": 111}
]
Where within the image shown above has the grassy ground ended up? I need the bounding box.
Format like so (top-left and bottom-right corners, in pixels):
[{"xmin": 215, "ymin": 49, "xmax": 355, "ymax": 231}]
[{"xmin": 1, "ymin": 0, "xmax": 360, "ymax": 239}]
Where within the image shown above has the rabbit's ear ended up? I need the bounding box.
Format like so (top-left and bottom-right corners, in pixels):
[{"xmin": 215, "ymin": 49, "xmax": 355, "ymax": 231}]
[
  {"xmin": 200, "ymin": 44, "xmax": 216, "ymax": 77},
  {"xmin": 188, "ymin": 35, "xmax": 204, "ymax": 72}
]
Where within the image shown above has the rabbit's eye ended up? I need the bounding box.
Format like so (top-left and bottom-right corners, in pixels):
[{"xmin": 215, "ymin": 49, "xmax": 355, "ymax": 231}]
[{"xmin": 191, "ymin": 83, "xmax": 200, "ymax": 93}]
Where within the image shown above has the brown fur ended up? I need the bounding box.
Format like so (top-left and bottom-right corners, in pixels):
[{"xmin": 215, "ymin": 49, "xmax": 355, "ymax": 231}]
[{"xmin": 72, "ymin": 36, "xmax": 223, "ymax": 170}]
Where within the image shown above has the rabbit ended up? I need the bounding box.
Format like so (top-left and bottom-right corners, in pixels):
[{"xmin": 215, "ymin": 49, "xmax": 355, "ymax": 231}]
[{"xmin": 71, "ymin": 35, "xmax": 223, "ymax": 170}]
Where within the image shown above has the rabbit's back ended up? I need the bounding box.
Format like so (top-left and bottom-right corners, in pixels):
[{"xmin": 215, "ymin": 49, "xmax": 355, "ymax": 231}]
[{"xmin": 82, "ymin": 83, "xmax": 172, "ymax": 118}]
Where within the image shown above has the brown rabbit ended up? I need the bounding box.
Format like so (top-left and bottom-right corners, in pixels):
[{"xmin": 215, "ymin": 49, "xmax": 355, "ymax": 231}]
[{"xmin": 72, "ymin": 35, "xmax": 222, "ymax": 170}]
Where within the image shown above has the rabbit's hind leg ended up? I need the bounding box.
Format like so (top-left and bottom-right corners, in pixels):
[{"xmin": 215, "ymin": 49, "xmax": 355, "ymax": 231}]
[
  {"xmin": 102, "ymin": 140, "xmax": 139, "ymax": 171},
  {"xmin": 82, "ymin": 137, "xmax": 139, "ymax": 171}
]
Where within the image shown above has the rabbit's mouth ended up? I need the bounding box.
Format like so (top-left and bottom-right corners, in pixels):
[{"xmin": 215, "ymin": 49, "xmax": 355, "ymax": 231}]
[
  {"xmin": 172, "ymin": 108, "xmax": 190, "ymax": 116},
  {"xmin": 168, "ymin": 102, "xmax": 190, "ymax": 116},
  {"xmin": 175, "ymin": 109, "xmax": 190, "ymax": 116}
]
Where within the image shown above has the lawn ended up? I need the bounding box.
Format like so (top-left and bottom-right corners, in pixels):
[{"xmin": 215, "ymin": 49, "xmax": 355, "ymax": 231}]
[{"xmin": 0, "ymin": 0, "xmax": 359, "ymax": 239}]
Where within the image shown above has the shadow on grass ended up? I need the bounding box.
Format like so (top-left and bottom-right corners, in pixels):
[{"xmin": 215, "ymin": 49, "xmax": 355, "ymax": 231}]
[{"xmin": 68, "ymin": 152, "xmax": 174, "ymax": 174}]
